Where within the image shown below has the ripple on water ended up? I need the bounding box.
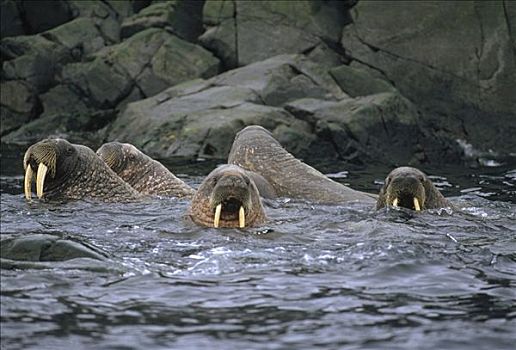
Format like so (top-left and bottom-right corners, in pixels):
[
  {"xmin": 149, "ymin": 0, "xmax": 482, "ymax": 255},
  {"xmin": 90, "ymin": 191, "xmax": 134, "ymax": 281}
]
[{"xmin": 1, "ymin": 166, "xmax": 516, "ymax": 350}]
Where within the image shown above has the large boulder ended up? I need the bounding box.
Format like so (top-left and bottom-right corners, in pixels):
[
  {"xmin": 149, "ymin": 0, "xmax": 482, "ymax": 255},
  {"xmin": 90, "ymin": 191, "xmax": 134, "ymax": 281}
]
[
  {"xmin": 329, "ymin": 64, "xmax": 397, "ymax": 97},
  {"xmin": 106, "ymin": 53, "xmax": 461, "ymax": 163},
  {"xmin": 341, "ymin": 0, "xmax": 516, "ymax": 157},
  {"xmin": 0, "ymin": 80, "xmax": 38, "ymax": 135},
  {"xmin": 212, "ymin": 54, "xmax": 348, "ymax": 105},
  {"xmin": 284, "ymin": 93, "xmax": 439, "ymax": 165},
  {"xmin": 121, "ymin": 1, "xmax": 205, "ymax": 41},
  {"xmin": 56, "ymin": 27, "xmax": 219, "ymax": 106},
  {"xmin": 2, "ymin": 27, "xmax": 220, "ymax": 145},
  {"xmin": 1, "ymin": 34, "xmax": 68, "ymax": 93},
  {"xmin": 200, "ymin": 0, "xmax": 353, "ymax": 68},
  {"xmin": 0, "ymin": 0, "xmax": 142, "ymax": 39},
  {"xmin": 107, "ymin": 79, "xmax": 314, "ymax": 159},
  {"xmin": 106, "ymin": 54, "xmax": 349, "ymax": 159},
  {"xmin": 0, "ymin": 0, "xmax": 25, "ymax": 37},
  {"xmin": 7, "ymin": 0, "xmax": 74, "ymax": 36}
]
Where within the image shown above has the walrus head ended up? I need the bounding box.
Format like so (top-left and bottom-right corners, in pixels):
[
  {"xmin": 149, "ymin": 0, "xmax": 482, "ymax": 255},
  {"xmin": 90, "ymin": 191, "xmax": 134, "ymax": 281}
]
[
  {"xmin": 377, "ymin": 167, "xmax": 432, "ymax": 211},
  {"xmin": 23, "ymin": 139, "xmax": 78, "ymax": 200},
  {"xmin": 188, "ymin": 165, "xmax": 266, "ymax": 228},
  {"xmin": 96, "ymin": 141, "xmax": 129, "ymax": 174},
  {"xmin": 96, "ymin": 142, "xmax": 146, "ymax": 181}
]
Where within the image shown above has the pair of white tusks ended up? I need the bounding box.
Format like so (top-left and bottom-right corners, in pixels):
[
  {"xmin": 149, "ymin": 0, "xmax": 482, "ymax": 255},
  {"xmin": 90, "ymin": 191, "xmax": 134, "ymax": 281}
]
[
  {"xmin": 392, "ymin": 197, "xmax": 421, "ymax": 211},
  {"xmin": 24, "ymin": 163, "xmax": 48, "ymax": 200},
  {"xmin": 213, "ymin": 204, "xmax": 245, "ymax": 228}
]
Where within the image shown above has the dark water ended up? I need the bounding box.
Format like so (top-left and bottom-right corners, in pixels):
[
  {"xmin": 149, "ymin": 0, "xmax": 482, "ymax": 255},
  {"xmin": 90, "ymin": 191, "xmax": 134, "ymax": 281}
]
[{"xmin": 1, "ymin": 147, "xmax": 515, "ymax": 350}]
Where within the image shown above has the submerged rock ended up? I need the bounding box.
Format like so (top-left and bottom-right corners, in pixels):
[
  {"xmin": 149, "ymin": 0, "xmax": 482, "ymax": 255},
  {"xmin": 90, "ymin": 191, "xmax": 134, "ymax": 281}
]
[{"xmin": 0, "ymin": 234, "xmax": 108, "ymax": 262}]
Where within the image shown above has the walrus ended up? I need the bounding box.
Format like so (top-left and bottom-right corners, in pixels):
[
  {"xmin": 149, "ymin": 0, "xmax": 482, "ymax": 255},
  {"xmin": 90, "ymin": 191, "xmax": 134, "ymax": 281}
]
[
  {"xmin": 23, "ymin": 138, "xmax": 141, "ymax": 201},
  {"xmin": 96, "ymin": 142, "xmax": 195, "ymax": 198},
  {"xmin": 228, "ymin": 125, "xmax": 376, "ymax": 204},
  {"xmin": 187, "ymin": 164, "xmax": 266, "ymax": 228},
  {"xmin": 376, "ymin": 166, "xmax": 452, "ymax": 210}
]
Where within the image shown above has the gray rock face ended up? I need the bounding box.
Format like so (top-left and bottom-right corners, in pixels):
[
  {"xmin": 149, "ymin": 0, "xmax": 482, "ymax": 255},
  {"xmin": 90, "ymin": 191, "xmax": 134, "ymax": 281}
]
[
  {"xmin": 329, "ymin": 64, "xmax": 396, "ymax": 97},
  {"xmin": 121, "ymin": 1, "xmax": 205, "ymax": 41},
  {"xmin": 0, "ymin": 80, "xmax": 37, "ymax": 135},
  {"xmin": 285, "ymin": 93, "xmax": 433, "ymax": 165},
  {"xmin": 1, "ymin": 0, "xmax": 74, "ymax": 37},
  {"xmin": 1, "ymin": 0, "xmax": 511, "ymax": 167},
  {"xmin": 2, "ymin": 26, "xmax": 219, "ymax": 145},
  {"xmin": 200, "ymin": 0, "xmax": 352, "ymax": 68},
  {"xmin": 1, "ymin": 0, "xmax": 25, "ymax": 37},
  {"xmin": 341, "ymin": 0, "xmax": 516, "ymax": 156},
  {"xmin": 106, "ymin": 54, "xmax": 349, "ymax": 159},
  {"xmin": 107, "ymin": 84, "xmax": 313, "ymax": 159},
  {"xmin": 60, "ymin": 28, "xmax": 219, "ymax": 104},
  {"xmin": 0, "ymin": 234, "xmax": 107, "ymax": 262}
]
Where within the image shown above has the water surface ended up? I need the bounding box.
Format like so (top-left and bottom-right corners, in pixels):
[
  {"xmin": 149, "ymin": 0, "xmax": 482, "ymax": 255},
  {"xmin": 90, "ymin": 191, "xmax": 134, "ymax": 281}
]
[{"xmin": 1, "ymin": 148, "xmax": 515, "ymax": 350}]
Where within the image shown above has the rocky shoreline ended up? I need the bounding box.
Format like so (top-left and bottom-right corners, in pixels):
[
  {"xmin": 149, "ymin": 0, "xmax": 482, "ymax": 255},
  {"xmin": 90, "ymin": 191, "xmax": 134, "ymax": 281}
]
[{"xmin": 2, "ymin": 0, "xmax": 515, "ymax": 167}]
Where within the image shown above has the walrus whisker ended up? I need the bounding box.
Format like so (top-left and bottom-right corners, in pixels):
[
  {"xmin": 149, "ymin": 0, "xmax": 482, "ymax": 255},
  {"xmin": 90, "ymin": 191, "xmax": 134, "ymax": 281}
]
[
  {"xmin": 214, "ymin": 203, "xmax": 222, "ymax": 228},
  {"xmin": 24, "ymin": 166, "xmax": 34, "ymax": 200},
  {"xmin": 414, "ymin": 197, "xmax": 421, "ymax": 211},
  {"xmin": 239, "ymin": 206, "xmax": 245, "ymax": 228},
  {"xmin": 36, "ymin": 163, "xmax": 48, "ymax": 199}
]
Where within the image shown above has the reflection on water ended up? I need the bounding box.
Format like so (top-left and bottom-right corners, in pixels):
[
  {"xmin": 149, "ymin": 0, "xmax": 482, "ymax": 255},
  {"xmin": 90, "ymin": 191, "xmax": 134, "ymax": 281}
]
[{"xmin": 1, "ymin": 148, "xmax": 515, "ymax": 350}]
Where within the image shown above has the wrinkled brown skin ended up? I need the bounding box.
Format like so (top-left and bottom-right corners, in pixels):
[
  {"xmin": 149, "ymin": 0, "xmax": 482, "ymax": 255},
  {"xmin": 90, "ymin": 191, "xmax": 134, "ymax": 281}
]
[
  {"xmin": 188, "ymin": 164, "xmax": 266, "ymax": 228},
  {"xmin": 228, "ymin": 125, "xmax": 377, "ymax": 204},
  {"xmin": 96, "ymin": 142, "xmax": 195, "ymax": 198},
  {"xmin": 376, "ymin": 166, "xmax": 452, "ymax": 210},
  {"xmin": 24, "ymin": 139, "xmax": 141, "ymax": 202}
]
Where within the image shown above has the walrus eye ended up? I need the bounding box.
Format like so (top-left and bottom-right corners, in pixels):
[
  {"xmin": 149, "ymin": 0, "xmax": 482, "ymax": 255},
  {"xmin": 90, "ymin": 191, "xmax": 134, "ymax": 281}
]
[
  {"xmin": 66, "ymin": 147, "xmax": 74, "ymax": 156},
  {"xmin": 129, "ymin": 154, "xmax": 136, "ymax": 161}
]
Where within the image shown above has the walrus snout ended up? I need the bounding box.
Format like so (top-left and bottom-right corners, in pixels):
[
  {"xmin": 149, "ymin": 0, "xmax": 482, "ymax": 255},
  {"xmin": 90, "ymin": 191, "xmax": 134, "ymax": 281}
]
[
  {"xmin": 188, "ymin": 164, "xmax": 266, "ymax": 228},
  {"xmin": 210, "ymin": 175, "xmax": 252, "ymax": 228},
  {"xmin": 377, "ymin": 166, "xmax": 452, "ymax": 211},
  {"xmin": 385, "ymin": 176, "xmax": 425, "ymax": 211},
  {"xmin": 23, "ymin": 141, "xmax": 61, "ymax": 200}
]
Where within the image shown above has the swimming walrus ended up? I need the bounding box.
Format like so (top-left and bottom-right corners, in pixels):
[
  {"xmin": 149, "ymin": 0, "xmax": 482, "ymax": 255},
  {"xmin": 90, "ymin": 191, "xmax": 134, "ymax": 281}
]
[
  {"xmin": 96, "ymin": 142, "xmax": 195, "ymax": 198},
  {"xmin": 376, "ymin": 166, "xmax": 452, "ymax": 211},
  {"xmin": 23, "ymin": 138, "xmax": 140, "ymax": 202},
  {"xmin": 187, "ymin": 164, "xmax": 266, "ymax": 228},
  {"xmin": 228, "ymin": 125, "xmax": 376, "ymax": 204}
]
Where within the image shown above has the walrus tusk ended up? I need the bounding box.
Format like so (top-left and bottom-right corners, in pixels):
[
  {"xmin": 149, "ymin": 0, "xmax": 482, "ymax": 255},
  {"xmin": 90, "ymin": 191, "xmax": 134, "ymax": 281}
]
[
  {"xmin": 392, "ymin": 198, "xmax": 399, "ymax": 208},
  {"xmin": 213, "ymin": 203, "xmax": 222, "ymax": 228},
  {"xmin": 36, "ymin": 163, "xmax": 48, "ymax": 199},
  {"xmin": 413, "ymin": 197, "xmax": 421, "ymax": 211},
  {"xmin": 239, "ymin": 206, "xmax": 245, "ymax": 228},
  {"xmin": 24, "ymin": 166, "xmax": 33, "ymax": 200}
]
